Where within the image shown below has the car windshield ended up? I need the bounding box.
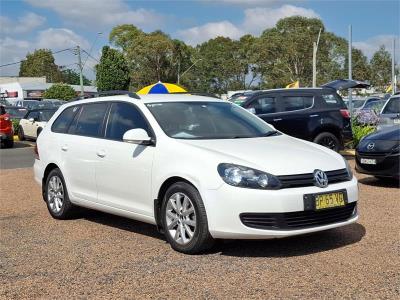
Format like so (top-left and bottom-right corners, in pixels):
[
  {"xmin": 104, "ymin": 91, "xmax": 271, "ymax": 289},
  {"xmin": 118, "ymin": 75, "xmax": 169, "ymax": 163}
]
[
  {"xmin": 5, "ymin": 107, "xmax": 28, "ymax": 118},
  {"xmin": 39, "ymin": 110, "xmax": 57, "ymax": 121},
  {"xmin": 146, "ymin": 101, "xmax": 276, "ymax": 139},
  {"xmin": 0, "ymin": 99, "xmax": 11, "ymax": 106},
  {"xmin": 363, "ymin": 101, "xmax": 385, "ymax": 110},
  {"xmin": 382, "ymin": 98, "xmax": 400, "ymax": 114}
]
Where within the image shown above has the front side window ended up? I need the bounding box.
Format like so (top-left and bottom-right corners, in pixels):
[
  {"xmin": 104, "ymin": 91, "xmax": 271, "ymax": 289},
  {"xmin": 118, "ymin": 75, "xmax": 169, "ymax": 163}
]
[
  {"xmin": 52, "ymin": 106, "xmax": 80, "ymax": 133},
  {"xmin": 105, "ymin": 102, "xmax": 150, "ymax": 141},
  {"xmin": 146, "ymin": 101, "xmax": 276, "ymax": 139},
  {"xmin": 281, "ymin": 96, "xmax": 313, "ymax": 112},
  {"xmin": 248, "ymin": 97, "xmax": 277, "ymax": 114},
  {"xmin": 382, "ymin": 98, "xmax": 400, "ymax": 114},
  {"xmin": 71, "ymin": 103, "xmax": 108, "ymax": 137},
  {"xmin": 27, "ymin": 111, "xmax": 39, "ymax": 120}
]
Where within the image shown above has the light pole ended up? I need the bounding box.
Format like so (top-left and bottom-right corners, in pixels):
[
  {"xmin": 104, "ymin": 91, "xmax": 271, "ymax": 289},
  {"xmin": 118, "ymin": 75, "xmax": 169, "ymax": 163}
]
[
  {"xmin": 312, "ymin": 28, "xmax": 322, "ymax": 87},
  {"xmin": 177, "ymin": 58, "xmax": 202, "ymax": 85},
  {"xmin": 392, "ymin": 38, "xmax": 396, "ymax": 94},
  {"xmin": 348, "ymin": 25, "xmax": 353, "ymax": 116}
]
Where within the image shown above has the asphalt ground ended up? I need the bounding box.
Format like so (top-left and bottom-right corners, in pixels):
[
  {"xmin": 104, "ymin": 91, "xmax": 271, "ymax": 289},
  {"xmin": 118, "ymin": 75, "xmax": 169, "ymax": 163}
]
[
  {"xmin": 0, "ymin": 141, "xmax": 35, "ymax": 169},
  {"xmin": 0, "ymin": 160, "xmax": 399, "ymax": 299}
]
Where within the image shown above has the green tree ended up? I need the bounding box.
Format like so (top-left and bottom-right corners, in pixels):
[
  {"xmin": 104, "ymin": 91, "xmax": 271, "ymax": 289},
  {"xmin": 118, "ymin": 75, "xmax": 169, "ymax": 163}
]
[
  {"xmin": 19, "ymin": 49, "xmax": 62, "ymax": 82},
  {"xmin": 370, "ymin": 46, "xmax": 391, "ymax": 91},
  {"xmin": 60, "ymin": 68, "xmax": 91, "ymax": 85},
  {"xmin": 96, "ymin": 46, "xmax": 129, "ymax": 91},
  {"xmin": 42, "ymin": 83, "xmax": 76, "ymax": 100}
]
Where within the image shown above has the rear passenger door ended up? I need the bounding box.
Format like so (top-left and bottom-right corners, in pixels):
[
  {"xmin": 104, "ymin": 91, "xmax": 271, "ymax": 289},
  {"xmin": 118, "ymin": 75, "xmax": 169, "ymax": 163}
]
[
  {"xmin": 24, "ymin": 111, "xmax": 39, "ymax": 137},
  {"xmin": 58, "ymin": 102, "xmax": 109, "ymax": 203},
  {"xmin": 95, "ymin": 102, "xmax": 155, "ymax": 217},
  {"xmin": 274, "ymin": 93, "xmax": 314, "ymax": 139}
]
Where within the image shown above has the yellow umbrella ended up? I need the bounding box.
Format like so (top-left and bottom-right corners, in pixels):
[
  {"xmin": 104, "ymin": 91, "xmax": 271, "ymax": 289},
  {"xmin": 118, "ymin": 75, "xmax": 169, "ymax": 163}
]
[{"xmin": 137, "ymin": 81, "xmax": 187, "ymax": 95}]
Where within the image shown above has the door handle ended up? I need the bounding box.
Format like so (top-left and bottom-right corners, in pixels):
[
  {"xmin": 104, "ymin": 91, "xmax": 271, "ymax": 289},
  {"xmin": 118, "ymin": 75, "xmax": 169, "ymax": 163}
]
[
  {"xmin": 97, "ymin": 150, "xmax": 106, "ymax": 158},
  {"xmin": 310, "ymin": 114, "xmax": 319, "ymax": 118},
  {"xmin": 61, "ymin": 145, "xmax": 68, "ymax": 152},
  {"xmin": 273, "ymin": 118, "xmax": 282, "ymax": 121}
]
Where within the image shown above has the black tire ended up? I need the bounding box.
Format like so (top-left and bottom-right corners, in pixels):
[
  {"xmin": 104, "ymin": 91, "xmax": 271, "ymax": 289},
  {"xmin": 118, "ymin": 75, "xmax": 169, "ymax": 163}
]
[
  {"xmin": 4, "ymin": 138, "xmax": 14, "ymax": 148},
  {"xmin": 313, "ymin": 132, "xmax": 340, "ymax": 152},
  {"xmin": 161, "ymin": 182, "xmax": 214, "ymax": 254},
  {"xmin": 44, "ymin": 168, "xmax": 77, "ymax": 219},
  {"xmin": 18, "ymin": 126, "xmax": 25, "ymax": 141},
  {"xmin": 37, "ymin": 127, "xmax": 42, "ymax": 137}
]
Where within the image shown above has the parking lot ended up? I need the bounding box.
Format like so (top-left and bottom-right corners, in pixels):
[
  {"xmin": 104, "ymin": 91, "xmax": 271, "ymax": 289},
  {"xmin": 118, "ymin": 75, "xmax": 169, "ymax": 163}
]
[{"xmin": 0, "ymin": 158, "xmax": 399, "ymax": 299}]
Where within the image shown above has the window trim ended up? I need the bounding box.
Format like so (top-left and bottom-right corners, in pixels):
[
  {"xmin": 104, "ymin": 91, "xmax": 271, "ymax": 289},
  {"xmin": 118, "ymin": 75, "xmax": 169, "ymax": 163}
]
[
  {"xmin": 278, "ymin": 94, "xmax": 315, "ymax": 113},
  {"xmin": 51, "ymin": 104, "xmax": 81, "ymax": 134}
]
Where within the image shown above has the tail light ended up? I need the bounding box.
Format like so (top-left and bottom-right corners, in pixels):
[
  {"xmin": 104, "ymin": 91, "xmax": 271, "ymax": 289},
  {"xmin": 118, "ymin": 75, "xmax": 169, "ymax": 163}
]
[
  {"xmin": 340, "ymin": 109, "xmax": 350, "ymax": 119},
  {"xmin": 34, "ymin": 144, "xmax": 40, "ymax": 160}
]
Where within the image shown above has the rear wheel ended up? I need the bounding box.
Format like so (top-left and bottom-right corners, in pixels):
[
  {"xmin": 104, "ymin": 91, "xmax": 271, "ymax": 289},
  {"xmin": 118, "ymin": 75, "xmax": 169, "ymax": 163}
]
[
  {"xmin": 18, "ymin": 126, "xmax": 25, "ymax": 141},
  {"xmin": 313, "ymin": 132, "xmax": 340, "ymax": 152},
  {"xmin": 161, "ymin": 182, "xmax": 214, "ymax": 254},
  {"xmin": 44, "ymin": 168, "xmax": 77, "ymax": 219},
  {"xmin": 37, "ymin": 127, "xmax": 43, "ymax": 137}
]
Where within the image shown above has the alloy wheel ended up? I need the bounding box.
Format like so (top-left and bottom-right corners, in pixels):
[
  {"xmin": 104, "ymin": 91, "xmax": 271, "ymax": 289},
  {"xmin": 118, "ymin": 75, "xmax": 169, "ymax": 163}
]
[
  {"xmin": 165, "ymin": 192, "xmax": 196, "ymax": 245},
  {"xmin": 47, "ymin": 175, "xmax": 64, "ymax": 213},
  {"xmin": 320, "ymin": 136, "xmax": 336, "ymax": 150}
]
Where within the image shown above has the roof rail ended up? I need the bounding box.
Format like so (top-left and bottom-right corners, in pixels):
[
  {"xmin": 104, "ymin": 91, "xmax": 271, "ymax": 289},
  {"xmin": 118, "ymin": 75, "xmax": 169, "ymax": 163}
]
[
  {"xmin": 169, "ymin": 91, "xmax": 221, "ymax": 99},
  {"xmin": 96, "ymin": 90, "xmax": 141, "ymax": 99}
]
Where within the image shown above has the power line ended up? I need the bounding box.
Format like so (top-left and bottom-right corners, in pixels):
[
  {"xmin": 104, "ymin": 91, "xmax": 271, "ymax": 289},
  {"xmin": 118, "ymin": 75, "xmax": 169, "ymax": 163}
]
[{"xmin": 0, "ymin": 48, "xmax": 73, "ymax": 68}]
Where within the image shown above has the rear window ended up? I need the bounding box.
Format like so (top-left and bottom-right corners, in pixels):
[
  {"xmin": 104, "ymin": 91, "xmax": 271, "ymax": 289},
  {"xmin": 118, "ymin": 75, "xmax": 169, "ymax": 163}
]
[
  {"xmin": 382, "ymin": 98, "xmax": 400, "ymax": 114},
  {"xmin": 52, "ymin": 106, "xmax": 80, "ymax": 133},
  {"xmin": 281, "ymin": 96, "xmax": 313, "ymax": 112}
]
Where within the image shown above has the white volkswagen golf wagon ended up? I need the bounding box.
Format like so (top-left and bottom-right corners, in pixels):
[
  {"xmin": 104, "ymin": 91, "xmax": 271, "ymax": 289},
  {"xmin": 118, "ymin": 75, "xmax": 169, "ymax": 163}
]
[{"xmin": 34, "ymin": 93, "xmax": 358, "ymax": 254}]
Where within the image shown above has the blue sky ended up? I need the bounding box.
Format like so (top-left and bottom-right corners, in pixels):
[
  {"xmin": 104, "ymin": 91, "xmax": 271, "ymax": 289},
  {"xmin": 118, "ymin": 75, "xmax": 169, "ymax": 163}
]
[{"xmin": 1, "ymin": 0, "xmax": 399, "ymax": 79}]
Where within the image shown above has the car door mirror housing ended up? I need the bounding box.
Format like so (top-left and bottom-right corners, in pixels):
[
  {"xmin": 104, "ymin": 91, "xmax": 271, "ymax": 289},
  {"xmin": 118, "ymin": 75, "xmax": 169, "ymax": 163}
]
[
  {"xmin": 123, "ymin": 128, "xmax": 153, "ymax": 145},
  {"xmin": 28, "ymin": 118, "xmax": 35, "ymax": 122},
  {"xmin": 247, "ymin": 107, "xmax": 256, "ymax": 114}
]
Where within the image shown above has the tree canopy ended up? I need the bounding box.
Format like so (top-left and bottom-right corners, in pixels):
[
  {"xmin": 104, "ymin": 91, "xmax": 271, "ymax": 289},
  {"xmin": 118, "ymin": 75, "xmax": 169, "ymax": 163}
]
[
  {"xmin": 42, "ymin": 83, "xmax": 76, "ymax": 100},
  {"xmin": 60, "ymin": 68, "xmax": 91, "ymax": 86},
  {"xmin": 19, "ymin": 49, "xmax": 62, "ymax": 83}
]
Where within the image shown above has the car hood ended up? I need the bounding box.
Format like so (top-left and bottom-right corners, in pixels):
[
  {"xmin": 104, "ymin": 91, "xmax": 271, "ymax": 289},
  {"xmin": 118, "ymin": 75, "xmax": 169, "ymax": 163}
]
[
  {"xmin": 363, "ymin": 126, "xmax": 400, "ymax": 141},
  {"xmin": 177, "ymin": 135, "xmax": 345, "ymax": 176}
]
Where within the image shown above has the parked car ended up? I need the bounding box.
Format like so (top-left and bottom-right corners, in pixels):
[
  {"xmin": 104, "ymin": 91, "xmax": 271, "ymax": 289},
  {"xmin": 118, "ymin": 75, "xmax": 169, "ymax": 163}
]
[
  {"xmin": 3, "ymin": 106, "xmax": 28, "ymax": 121},
  {"xmin": 18, "ymin": 108, "xmax": 57, "ymax": 141},
  {"xmin": 42, "ymin": 99, "xmax": 67, "ymax": 108},
  {"xmin": 15, "ymin": 99, "xmax": 40, "ymax": 109},
  {"xmin": 240, "ymin": 80, "xmax": 370, "ymax": 151},
  {"xmin": 34, "ymin": 93, "xmax": 358, "ymax": 254},
  {"xmin": 0, "ymin": 99, "xmax": 12, "ymax": 106},
  {"xmin": 0, "ymin": 105, "xmax": 14, "ymax": 148},
  {"xmin": 377, "ymin": 95, "xmax": 400, "ymax": 130},
  {"xmin": 355, "ymin": 126, "xmax": 399, "ymax": 180}
]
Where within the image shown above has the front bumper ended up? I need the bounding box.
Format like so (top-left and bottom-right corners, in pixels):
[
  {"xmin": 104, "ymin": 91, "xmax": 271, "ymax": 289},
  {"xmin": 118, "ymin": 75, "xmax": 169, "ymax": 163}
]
[
  {"xmin": 355, "ymin": 152, "xmax": 400, "ymax": 178},
  {"xmin": 202, "ymin": 176, "xmax": 358, "ymax": 239}
]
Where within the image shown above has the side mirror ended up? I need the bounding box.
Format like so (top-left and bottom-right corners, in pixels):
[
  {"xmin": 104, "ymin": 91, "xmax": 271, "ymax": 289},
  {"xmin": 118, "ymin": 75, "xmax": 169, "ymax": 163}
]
[
  {"xmin": 123, "ymin": 128, "xmax": 153, "ymax": 145},
  {"xmin": 247, "ymin": 107, "xmax": 256, "ymax": 114},
  {"xmin": 28, "ymin": 118, "xmax": 35, "ymax": 122}
]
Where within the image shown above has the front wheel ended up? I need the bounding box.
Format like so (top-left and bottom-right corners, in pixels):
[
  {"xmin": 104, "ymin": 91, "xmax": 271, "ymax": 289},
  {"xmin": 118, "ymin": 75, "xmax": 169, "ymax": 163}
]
[
  {"xmin": 161, "ymin": 182, "xmax": 214, "ymax": 254},
  {"xmin": 313, "ymin": 132, "xmax": 340, "ymax": 152},
  {"xmin": 18, "ymin": 126, "xmax": 25, "ymax": 141}
]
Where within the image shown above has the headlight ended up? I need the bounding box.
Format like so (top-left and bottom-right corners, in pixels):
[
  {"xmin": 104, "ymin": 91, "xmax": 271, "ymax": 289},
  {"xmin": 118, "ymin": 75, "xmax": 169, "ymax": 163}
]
[
  {"xmin": 343, "ymin": 157, "xmax": 353, "ymax": 180},
  {"xmin": 217, "ymin": 163, "xmax": 281, "ymax": 189}
]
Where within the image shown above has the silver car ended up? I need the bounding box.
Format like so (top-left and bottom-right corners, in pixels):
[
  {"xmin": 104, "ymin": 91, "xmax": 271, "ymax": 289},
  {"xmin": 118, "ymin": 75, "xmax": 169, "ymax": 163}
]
[{"xmin": 378, "ymin": 95, "xmax": 400, "ymax": 130}]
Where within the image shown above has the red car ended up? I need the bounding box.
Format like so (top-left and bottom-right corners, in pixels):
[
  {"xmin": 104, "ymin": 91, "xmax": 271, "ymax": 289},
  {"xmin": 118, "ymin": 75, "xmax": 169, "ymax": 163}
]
[{"xmin": 0, "ymin": 105, "xmax": 14, "ymax": 148}]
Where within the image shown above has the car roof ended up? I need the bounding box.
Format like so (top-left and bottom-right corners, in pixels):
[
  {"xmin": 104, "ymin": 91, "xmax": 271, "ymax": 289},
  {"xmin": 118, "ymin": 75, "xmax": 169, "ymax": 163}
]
[
  {"xmin": 27, "ymin": 108, "xmax": 57, "ymax": 112},
  {"xmin": 67, "ymin": 94, "xmax": 223, "ymax": 106}
]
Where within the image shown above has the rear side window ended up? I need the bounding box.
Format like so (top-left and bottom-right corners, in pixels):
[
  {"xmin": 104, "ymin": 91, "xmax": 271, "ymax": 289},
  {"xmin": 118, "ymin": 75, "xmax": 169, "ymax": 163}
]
[
  {"xmin": 52, "ymin": 106, "xmax": 80, "ymax": 133},
  {"xmin": 71, "ymin": 103, "xmax": 108, "ymax": 137},
  {"xmin": 248, "ymin": 96, "xmax": 277, "ymax": 114},
  {"xmin": 281, "ymin": 96, "xmax": 313, "ymax": 112},
  {"xmin": 382, "ymin": 98, "xmax": 400, "ymax": 114},
  {"xmin": 27, "ymin": 111, "xmax": 39, "ymax": 120},
  {"xmin": 321, "ymin": 93, "xmax": 342, "ymax": 107},
  {"xmin": 105, "ymin": 102, "xmax": 149, "ymax": 141}
]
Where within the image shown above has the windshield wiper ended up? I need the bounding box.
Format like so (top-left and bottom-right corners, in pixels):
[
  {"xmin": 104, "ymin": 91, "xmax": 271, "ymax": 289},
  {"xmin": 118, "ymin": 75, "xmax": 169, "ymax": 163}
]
[{"xmin": 260, "ymin": 130, "xmax": 279, "ymax": 137}]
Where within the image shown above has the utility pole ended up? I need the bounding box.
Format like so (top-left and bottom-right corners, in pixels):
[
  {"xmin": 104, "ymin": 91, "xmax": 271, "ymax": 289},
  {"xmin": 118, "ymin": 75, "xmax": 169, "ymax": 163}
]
[
  {"xmin": 76, "ymin": 45, "xmax": 84, "ymax": 97},
  {"xmin": 312, "ymin": 28, "xmax": 322, "ymax": 88},
  {"xmin": 392, "ymin": 38, "xmax": 396, "ymax": 94},
  {"xmin": 177, "ymin": 60, "xmax": 181, "ymax": 85},
  {"xmin": 177, "ymin": 58, "xmax": 202, "ymax": 85},
  {"xmin": 348, "ymin": 25, "xmax": 353, "ymax": 116}
]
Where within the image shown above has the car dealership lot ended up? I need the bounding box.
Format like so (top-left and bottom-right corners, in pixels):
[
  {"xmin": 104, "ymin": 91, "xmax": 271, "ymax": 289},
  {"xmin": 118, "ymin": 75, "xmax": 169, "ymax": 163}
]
[{"xmin": 0, "ymin": 160, "xmax": 399, "ymax": 299}]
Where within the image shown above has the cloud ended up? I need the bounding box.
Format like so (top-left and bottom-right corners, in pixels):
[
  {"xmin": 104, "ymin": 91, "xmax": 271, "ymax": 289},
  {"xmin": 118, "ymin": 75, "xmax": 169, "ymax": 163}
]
[
  {"xmin": 178, "ymin": 5, "xmax": 319, "ymax": 45},
  {"xmin": 353, "ymin": 35, "xmax": 399, "ymax": 59},
  {"xmin": 25, "ymin": 0, "xmax": 164, "ymax": 31},
  {"xmin": 0, "ymin": 28, "xmax": 91, "ymax": 78},
  {"xmin": 0, "ymin": 12, "xmax": 46, "ymax": 34}
]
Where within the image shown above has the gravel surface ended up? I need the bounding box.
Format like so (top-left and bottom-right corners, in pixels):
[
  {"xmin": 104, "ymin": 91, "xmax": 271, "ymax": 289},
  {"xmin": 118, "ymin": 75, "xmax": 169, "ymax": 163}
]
[{"xmin": 1, "ymin": 160, "xmax": 399, "ymax": 299}]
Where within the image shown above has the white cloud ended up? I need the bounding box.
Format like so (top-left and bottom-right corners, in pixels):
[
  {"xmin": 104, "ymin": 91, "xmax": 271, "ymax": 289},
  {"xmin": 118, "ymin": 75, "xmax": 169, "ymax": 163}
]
[
  {"xmin": 36, "ymin": 28, "xmax": 90, "ymax": 50},
  {"xmin": 178, "ymin": 4, "xmax": 319, "ymax": 45},
  {"xmin": 0, "ymin": 12, "xmax": 45, "ymax": 34},
  {"xmin": 177, "ymin": 21, "xmax": 244, "ymax": 45},
  {"xmin": 25, "ymin": 0, "xmax": 164, "ymax": 30},
  {"xmin": 353, "ymin": 35, "xmax": 399, "ymax": 59}
]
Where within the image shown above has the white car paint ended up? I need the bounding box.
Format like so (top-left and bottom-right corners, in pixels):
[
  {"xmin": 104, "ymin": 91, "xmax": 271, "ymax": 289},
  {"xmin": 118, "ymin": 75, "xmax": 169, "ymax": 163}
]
[
  {"xmin": 19, "ymin": 118, "xmax": 47, "ymax": 139},
  {"xmin": 34, "ymin": 94, "xmax": 358, "ymax": 240}
]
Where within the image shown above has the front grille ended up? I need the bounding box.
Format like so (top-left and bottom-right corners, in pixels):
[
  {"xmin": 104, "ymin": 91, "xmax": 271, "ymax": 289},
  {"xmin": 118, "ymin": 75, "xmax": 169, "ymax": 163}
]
[
  {"xmin": 240, "ymin": 202, "xmax": 357, "ymax": 230},
  {"xmin": 357, "ymin": 151, "xmax": 389, "ymax": 157},
  {"xmin": 277, "ymin": 169, "xmax": 350, "ymax": 188}
]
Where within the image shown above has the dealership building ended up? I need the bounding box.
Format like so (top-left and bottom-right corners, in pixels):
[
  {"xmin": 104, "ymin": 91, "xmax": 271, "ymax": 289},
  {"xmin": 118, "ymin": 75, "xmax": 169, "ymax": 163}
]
[{"xmin": 0, "ymin": 77, "xmax": 97, "ymax": 100}]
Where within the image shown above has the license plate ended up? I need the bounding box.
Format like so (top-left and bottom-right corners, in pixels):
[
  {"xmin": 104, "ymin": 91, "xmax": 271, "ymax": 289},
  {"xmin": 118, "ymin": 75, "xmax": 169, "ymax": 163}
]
[
  {"xmin": 394, "ymin": 119, "xmax": 400, "ymax": 124},
  {"xmin": 315, "ymin": 191, "xmax": 346, "ymax": 210},
  {"xmin": 360, "ymin": 158, "xmax": 376, "ymax": 165}
]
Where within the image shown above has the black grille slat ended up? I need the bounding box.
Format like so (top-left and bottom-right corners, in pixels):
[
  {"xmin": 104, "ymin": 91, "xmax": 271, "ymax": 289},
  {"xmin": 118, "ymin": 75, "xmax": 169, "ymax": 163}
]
[
  {"xmin": 278, "ymin": 169, "xmax": 350, "ymax": 188},
  {"xmin": 240, "ymin": 202, "xmax": 356, "ymax": 230}
]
